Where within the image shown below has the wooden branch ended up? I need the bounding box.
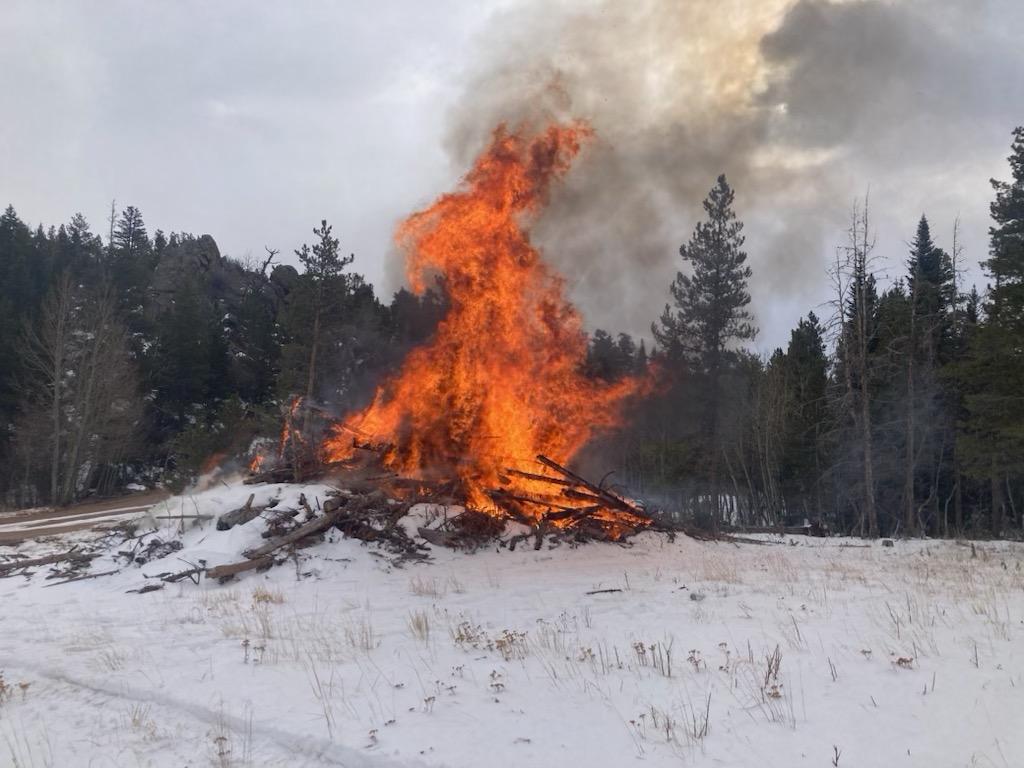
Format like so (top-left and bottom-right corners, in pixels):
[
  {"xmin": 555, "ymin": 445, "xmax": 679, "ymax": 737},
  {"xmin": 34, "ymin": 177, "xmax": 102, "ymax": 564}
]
[
  {"xmin": 561, "ymin": 488, "xmax": 609, "ymax": 505},
  {"xmin": 489, "ymin": 489, "xmax": 578, "ymax": 512},
  {"xmin": 536, "ymin": 455, "xmax": 645, "ymax": 516},
  {"xmin": 162, "ymin": 566, "xmax": 205, "ymax": 583},
  {"xmin": 0, "ymin": 548, "xmax": 96, "ymax": 574},
  {"xmin": 503, "ymin": 468, "xmax": 575, "ymax": 487},
  {"xmin": 126, "ymin": 583, "xmax": 165, "ymax": 594},
  {"xmin": 43, "ymin": 569, "xmax": 120, "ymax": 587},
  {"xmin": 543, "ymin": 505, "xmax": 601, "ymax": 522},
  {"xmin": 260, "ymin": 246, "xmax": 279, "ymax": 276}
]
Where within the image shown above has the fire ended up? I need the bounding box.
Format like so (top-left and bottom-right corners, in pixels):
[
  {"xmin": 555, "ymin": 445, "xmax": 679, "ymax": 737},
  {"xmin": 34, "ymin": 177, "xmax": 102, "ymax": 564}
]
[{"xmin": 323, "ymin": 122, "xmax": 646, "ymax": 518}]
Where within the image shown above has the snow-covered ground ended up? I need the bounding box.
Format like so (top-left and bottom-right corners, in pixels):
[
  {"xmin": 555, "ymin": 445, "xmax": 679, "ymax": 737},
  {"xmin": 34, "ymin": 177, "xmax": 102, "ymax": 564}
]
[{"xmin": 1, "ymin": 480, "xmax": 1022, "ymax": 767}]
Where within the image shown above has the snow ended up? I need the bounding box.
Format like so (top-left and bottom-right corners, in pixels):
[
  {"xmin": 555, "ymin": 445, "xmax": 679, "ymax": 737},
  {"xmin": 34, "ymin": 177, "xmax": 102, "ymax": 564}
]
[{"xmin": 1, "ymin": 480, "xmax": 1022, "ymax": 767}]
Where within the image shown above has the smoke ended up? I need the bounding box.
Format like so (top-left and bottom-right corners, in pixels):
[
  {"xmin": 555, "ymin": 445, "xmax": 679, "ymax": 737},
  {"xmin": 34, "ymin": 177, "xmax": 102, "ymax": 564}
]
[{"xmin": 436, "ymin": 0, "xmax": 1024, "ymax": 344}]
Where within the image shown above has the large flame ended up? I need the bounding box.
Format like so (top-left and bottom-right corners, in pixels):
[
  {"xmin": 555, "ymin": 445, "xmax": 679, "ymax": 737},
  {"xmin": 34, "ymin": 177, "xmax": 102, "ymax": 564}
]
[{"xmin": 323, "ymin": 122, "xmax": 644, "ymax": 514}]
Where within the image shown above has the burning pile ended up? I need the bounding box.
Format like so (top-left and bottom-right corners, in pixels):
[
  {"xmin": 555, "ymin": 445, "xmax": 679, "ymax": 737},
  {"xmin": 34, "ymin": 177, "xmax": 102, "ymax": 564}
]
[{"xmin": 260, "ymin": 122, "xmax": 652, "ymax": 541}]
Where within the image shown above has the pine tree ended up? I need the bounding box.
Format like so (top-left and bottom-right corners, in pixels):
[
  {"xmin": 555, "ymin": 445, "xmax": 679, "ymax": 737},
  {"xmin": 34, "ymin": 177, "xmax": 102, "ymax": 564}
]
[
  {"xmin": 961, "ymin": 127, "xmax": 1024, "ymax": 534},
  {"xmin": 780, "ymin": 313, "xmax": 828, "ymax": 516},
  {"xmin": 151, "ymin": 279, "xmax": 229, "ymax": 429},
  {"xmin": 907, "ymin": 216, "xmax": 955, "ymax": 363},
  {"xmin": 0, "ymin": 206, "xmax": 49, "ymax": 440},
  {"xmin": 652, "ymin": 175, "xmax": 757, "ymax": 522},
  {"xmin": 586, "ymin": 329, "xmax": 618, "ymax": 381},
  {"xmin": 109, "ymin": 206, "xmax": 155, "ymax": 325},
  {"xmin": 900, "ymin": 215, "xmax": 959, "ymax": 534},
  {"xmin": 653, "ymin": 175, "xmax": 756, "ymax": 366},
  {"xmin": 112, "ymin": 205, "xmax": 150, "ymax": 260},
  {"xmin": 286, "ymin": 220, "xmax": 354, "ymax": 445}
]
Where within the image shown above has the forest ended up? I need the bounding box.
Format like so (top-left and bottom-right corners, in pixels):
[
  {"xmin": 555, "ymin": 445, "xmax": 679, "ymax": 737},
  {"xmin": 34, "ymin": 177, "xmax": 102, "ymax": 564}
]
[{"xmin": 1, "ymin": 126, "xmax": 1021, "ymax": 540}]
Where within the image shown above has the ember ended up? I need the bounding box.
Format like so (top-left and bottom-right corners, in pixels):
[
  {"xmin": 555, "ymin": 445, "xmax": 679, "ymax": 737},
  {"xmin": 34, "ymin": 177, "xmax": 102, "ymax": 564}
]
[{"xmin": 320, "ymin": 121, "xmax": 651, "ymax": 539}]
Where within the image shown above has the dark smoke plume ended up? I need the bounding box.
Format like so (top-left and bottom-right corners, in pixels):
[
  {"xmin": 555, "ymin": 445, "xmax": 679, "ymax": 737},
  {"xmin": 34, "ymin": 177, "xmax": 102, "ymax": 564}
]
[{"xmin": 433, "ymin": 0, "xmax": 1024, "ymax": 343}]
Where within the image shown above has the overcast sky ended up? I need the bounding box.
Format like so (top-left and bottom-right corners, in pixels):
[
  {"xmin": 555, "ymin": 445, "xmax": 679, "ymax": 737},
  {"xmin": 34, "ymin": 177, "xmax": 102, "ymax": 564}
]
[{"xmin": 2, "ymin": 0, "xmax": 1022, "ymax": 349}]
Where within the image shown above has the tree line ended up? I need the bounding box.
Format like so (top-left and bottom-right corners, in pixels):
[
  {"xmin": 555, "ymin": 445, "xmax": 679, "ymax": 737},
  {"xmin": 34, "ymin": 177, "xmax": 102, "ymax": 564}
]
[
  {"xmin": 0, "ymin": 206, "xmax": 444, "ymax": 506},
  {"xmin": 586, "ymin": 127, "xmax": 1024, "ymax": 538},
  {"xmin": 1, "ymin": 127, "xmax": 1021, "ymax": 538}
]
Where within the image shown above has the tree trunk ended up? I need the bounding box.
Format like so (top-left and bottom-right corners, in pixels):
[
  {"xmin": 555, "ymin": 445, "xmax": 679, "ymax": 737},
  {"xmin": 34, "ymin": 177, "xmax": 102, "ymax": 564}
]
[
  {"xmin": 990, "ymin": 464, "xmax": 1004, "ymax": 537},
  {"xmin": 904, "ymin": 353, "xmax": 916, "ymax": 536},
  {"xmin": 303, "ymin": 303, "xmax": 321, "ymax": 439}
]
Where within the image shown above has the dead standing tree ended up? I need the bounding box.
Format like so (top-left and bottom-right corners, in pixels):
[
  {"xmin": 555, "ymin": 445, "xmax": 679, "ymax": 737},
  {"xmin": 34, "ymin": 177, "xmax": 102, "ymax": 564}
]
[
  {"xmin": 18, "ymin": 277, "xmax": 141, "ymax": 505},
  {"xmin": 830, "ymin": 197, "xmax": 881, "ymax": 537},
  {"xmin": 21, "ymin": 274, "xmax": 74, "ymax": 503}
]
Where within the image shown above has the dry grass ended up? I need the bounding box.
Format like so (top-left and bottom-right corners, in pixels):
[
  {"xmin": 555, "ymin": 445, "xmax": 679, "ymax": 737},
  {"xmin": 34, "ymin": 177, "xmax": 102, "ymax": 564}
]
[
  {"xmin": 408, "ymin": 610, "xmax": 431, "ymax": 643},
  {"xmin": 251, "ymin": 586, "xmax": 285, "ymax": 605},
  {"xmin": 409, "ymin": 575, "xmax": 446, "ymax": 598}
]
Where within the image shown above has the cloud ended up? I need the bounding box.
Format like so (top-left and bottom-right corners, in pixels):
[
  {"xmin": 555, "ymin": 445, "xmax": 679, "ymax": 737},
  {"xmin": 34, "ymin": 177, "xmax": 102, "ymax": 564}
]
[{"xmin": 1, "ymin": 0, "xmax": 1020, "ymax": 348}]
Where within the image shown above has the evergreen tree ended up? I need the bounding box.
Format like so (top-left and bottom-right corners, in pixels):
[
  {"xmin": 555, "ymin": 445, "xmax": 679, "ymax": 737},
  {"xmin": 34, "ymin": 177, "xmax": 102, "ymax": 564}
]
[
  {"xmin": 0, "ymin": 206, "xmax": 49, "ymax": 441},
  {"xmin": 295, "ymin": 220, "xmax": 352, "ymax": 408},
  {"xmin": 652, "ymin": 175, "xmax": 757, "ymax": 522},
  {"xmin": 900, "ymin": 216, "xmax": 958, "ymax": 534},
  {"xmin": 112, "ymin": 205, "xmax": 150, "ymax": 260},
  {"xmin": 653, "ymin": 175, "xmax": 756, "ymax": 366},
  {"xmin": 779, "ymin": 313, "xmax": 828, "ymax": 516},
  {"xmin": 109, "ymin": 205, "xmax": 155, "ymax": 321},
  {"xmin": 151, "ymin": 279, "xmax": 231, "ymax": 429},
  {"xmin": 961, "ymin": 127, "xmax": 1024, "ymax": 534},
  {"xmin": 907, "ymin": 216, "xmax": 955, "ymax": 363}
]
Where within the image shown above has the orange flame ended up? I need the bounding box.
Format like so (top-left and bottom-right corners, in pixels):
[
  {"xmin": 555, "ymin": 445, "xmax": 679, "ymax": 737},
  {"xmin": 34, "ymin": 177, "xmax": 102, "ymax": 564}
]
[{"xmin": 323, "ymin": 122, "xmax": 645, "ymax": 514}]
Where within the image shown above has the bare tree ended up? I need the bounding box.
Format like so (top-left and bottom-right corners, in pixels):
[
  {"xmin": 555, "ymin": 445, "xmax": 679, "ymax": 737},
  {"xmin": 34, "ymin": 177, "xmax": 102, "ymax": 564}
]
[
  {"xmin": 17, "ymin": 277, "xmax": 141, "ymax": 505},
  {"xmin": 831, "ymin": 197, "xmax": 880, "ymax": 537},
  {"xmin": 20, "ymin": 274, "xmax": 73, "ymax": 502}
]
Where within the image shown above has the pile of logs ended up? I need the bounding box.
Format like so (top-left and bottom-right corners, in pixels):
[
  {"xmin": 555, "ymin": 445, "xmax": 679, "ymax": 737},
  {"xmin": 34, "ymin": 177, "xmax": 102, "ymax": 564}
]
[
  {"xmin": 141, "ymin": 489, "xmax": 430, "ymax": 585},
  {"xmin": 246, "ymin": 447, "xmax": 652, "ymax": 546},
  {"xmin": 489, "ymin": 455, "xmax": 651, "ymax": 542},
  {"xmin": 0, "ymin": 547, "xmax": 101, "ymax": 582}
]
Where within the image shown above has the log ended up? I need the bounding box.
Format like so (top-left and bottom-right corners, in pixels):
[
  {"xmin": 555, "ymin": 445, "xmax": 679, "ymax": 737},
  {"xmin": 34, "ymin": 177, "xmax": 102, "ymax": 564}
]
[
  {"xmin": 242, "ymin": 509, "xmax": 344, "ymax": 560},
  {"xmin": 417, "ymin": 527, "xmax": 456, "ymax": 547},
  {"xmin": 217, "ymin": 493, "xmax": 259, "ymax": 530},
  {"xmin": 206, "ymin": 555, "xmax": 274, "ymax": 582}
]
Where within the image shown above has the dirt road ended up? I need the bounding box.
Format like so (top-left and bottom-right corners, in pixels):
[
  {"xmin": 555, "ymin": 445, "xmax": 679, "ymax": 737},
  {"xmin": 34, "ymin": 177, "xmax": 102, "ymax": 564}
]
[{"xmin": 0, "ymin": 489, "xmax": 170, "ymax": 545}]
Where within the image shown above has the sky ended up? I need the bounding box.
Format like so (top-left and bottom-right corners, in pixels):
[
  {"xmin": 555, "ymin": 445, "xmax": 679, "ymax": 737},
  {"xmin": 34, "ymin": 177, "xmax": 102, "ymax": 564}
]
[{"xmin": 1, "ymin": 0, "xmax": 1022, "ymax": 350}]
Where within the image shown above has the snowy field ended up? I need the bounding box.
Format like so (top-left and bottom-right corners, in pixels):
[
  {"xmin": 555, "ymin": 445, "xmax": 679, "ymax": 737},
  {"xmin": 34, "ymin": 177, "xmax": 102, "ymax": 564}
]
[{"xmin": 1, "ymin": 481, "xmax": 1022, "ymax": 767}]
